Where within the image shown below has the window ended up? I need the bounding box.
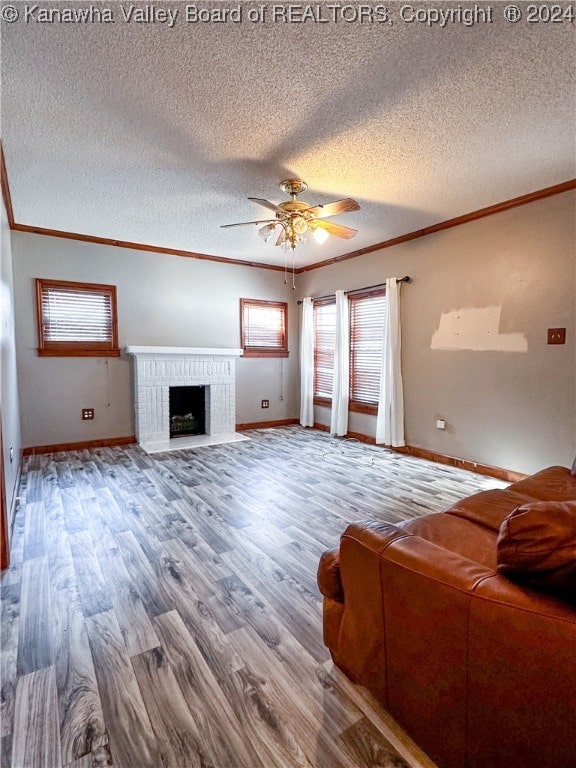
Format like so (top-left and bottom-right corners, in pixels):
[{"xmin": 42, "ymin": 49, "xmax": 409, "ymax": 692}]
[
  {"xmin": 36, "ymin": 278, "xmax": 120, "ymax": 357},
  {"xmin": 311, "ymin": 288, "xmax": 387, "ymax": 414},
  {"xmin": 240, "ymin": 299, "xmax": 288, "ymax": 357},
  {"xmin": 313, "ymin": 300, "xmax": 336, "ymax": 402},
  {"xmin": 349, "ymin": 289, "xmax": 387, "ymax": 413}
]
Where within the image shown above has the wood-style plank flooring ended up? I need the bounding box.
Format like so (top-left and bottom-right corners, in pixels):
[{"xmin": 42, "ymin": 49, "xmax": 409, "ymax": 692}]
[{"xmin": 1, "ymin": 426, "xmax": 506, "ymax": 768}]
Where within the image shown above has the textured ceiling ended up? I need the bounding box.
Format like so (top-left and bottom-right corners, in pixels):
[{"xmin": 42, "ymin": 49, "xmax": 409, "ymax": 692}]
[{"xmin": 1, "ymin": 2, "xmax": 575, "ymax": 268}]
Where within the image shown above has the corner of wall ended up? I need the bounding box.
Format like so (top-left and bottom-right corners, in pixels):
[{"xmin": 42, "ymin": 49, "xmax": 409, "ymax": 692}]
[{"xmin": 1, "ymin": 191, "xmax": 23, "ymax": 539}]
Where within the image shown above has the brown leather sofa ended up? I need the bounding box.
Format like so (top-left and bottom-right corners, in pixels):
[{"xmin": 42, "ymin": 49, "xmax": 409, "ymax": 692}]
[{"xmin": 317, "ymin": 465, "xmax": 576, "ymax": 768}]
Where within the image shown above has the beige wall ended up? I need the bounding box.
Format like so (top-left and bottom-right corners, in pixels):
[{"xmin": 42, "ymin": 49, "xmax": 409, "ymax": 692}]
[
  {"xmin": 299, "ymin": 191, "xmax": 576, "ymax": 476},
  {"xmin": 12, "ymin": 233, "xmax": 299, "ymax": 448},
  {"xmin": 11, "ymin": 191, "xmax": 576, "ymax": 474},
  {"xmin": 1, "ymin": 195, "xmax": 22, "ymax": 526}
]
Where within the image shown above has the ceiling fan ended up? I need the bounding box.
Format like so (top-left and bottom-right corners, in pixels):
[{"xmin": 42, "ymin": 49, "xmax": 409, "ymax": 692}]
[{"xmin": 221, "ymin": 179, "xmax": 360, "ymax": 251}]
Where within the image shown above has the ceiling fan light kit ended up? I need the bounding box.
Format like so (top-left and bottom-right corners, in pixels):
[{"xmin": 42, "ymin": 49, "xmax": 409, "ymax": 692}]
[
  {"xmin": 257, "ymin": 223, "xmax": 277, "ymax": 243},
  {"xmin": 221, "ymin": 179, "xmax": 361, "ymax": 254},
  {"xmin": 312, "ymin": 225, "xmax": 330, "ymax": 245}
]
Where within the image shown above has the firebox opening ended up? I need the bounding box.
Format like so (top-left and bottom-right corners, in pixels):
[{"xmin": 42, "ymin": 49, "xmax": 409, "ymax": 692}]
[{"xmin": 169, "ymin": 386, "xmax": 206, "ymax": 438}]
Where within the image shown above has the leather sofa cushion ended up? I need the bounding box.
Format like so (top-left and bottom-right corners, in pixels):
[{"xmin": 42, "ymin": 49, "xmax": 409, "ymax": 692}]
[
  {"xmin": 510, "ymin": 466, "xmax": 576, "ymax": 501},
  {"xmin": 445, "ymin": 489, "xmax": 536, "ymax": 532},
  {"xmin": 497, "ymin": 501, "xmax": 576, "ymax": 592}
]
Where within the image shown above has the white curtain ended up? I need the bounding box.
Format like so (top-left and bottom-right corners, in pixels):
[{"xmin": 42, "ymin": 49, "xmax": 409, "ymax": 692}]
[
  {"xmin": 330, "ymin": 290, "xmax": 350, "ymax": 436},
  {"xmin": 299, "ymin": 297, "xmax": 314, "ymax": 427},
  {"xmin": 376, "ymin": 278, "xmax": 405, "ymax": 446}
]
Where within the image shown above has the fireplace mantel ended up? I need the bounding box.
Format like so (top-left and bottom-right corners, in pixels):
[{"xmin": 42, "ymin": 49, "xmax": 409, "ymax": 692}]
[{"xmin": 126, "ymin": 346, "xmax": 243, "ymax": 357}]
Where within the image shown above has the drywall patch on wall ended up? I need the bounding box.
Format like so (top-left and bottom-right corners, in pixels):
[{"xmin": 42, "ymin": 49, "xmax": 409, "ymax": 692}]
[{"xmin": 431, "ymin": 305, "xmax": 528, "ymax": 352}]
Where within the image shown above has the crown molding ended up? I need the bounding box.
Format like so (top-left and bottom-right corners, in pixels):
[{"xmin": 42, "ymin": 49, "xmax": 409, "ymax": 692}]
[
  {"xmin": 296, "ymin": 178, "xmax": 576, "ymax": 274},
  {"xmin": 10, "ymin": 223, "xmax": 286, "ymax": 272},
  {"xmin": 3, "ymin": 152, "xmax": 574, "ymax": 275},
  {"xmin": 1, "ymin": 151, "xmax": 284, "ymax": 272}
]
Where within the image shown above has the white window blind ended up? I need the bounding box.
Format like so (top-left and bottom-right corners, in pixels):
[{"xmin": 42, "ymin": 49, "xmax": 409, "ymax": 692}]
[
  {"xmin": 349, "ymin": 290, "xmax": 387, "ymax": 405},
  {"xmin": 35, "ymin": 278, "xmax": 119, "ymax": 356},
  {"xmin": 241, "ymin": 299, "xmax": 288, "ymax": 355},
  {"xmin": 41, "ymin": 286, "xmax": 113, "ymax": 342},
  {"xmin": 313, "ymin": 301, "xmax": 336, "ymax": 399}
]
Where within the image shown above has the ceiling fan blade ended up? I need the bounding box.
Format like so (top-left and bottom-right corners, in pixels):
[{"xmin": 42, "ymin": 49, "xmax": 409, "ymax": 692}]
[
  {"xmin": 275, "ymin": 227, "xmax": 286, "ymax": 246},
  {"xmin": 220, "ymin": 219, "xmax": 277, "ymax": 228},
  {"xmin": 315, "ymin": 220, "xmax": 358, "ymax": 239},
  {"xmin": 248, "ymin": 197, "xmax": 285, "ymax": 214},
  {"xmin": 307, "ymin": 198, "xmax": 360, "ymax": 218}
]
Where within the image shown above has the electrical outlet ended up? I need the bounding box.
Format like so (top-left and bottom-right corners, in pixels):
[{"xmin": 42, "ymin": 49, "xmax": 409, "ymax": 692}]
[
  {"xmin": 436, "ymin": 419, "xmax": 446, "ymax": 430},
  {"xmin": 82, "ymin": 408, "xmax": 95, "ymax": 420},
  {"xmin": 547, "ymin": 328, "xmax": 566, "ymax": 345},
  {"xmin": 261, "ymin": 399, "xmax": 270, "ymax": 409}
]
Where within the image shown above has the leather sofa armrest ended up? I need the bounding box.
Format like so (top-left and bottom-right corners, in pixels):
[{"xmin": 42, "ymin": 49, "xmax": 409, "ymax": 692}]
[
  {"xmin": 325, "ymin": 520, "xmax": 413, "ymax": 698},
  {"xmin": 317, "ymin": 522, "xmax": 409, "ymax": 605},
  {"xmin": 319, "ymin": 521, "xmax": 407, "ymax": 602},
  {"xmin": 374, "ymin": 535, "xmax": 500, "ymax": 764},
  {"xmin": 317, "ymin": 549, "xmax": 343, "ymax": 602},
  {"xmin": 333, "ymin": 527, "xmax": 498, "ymax": 711},
  {"xmin": 341, "ymin": 519, "xmax": 411, "ymax": 554}
]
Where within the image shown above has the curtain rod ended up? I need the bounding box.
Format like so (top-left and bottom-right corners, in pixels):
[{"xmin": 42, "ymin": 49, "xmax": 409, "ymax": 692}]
[{"xmin": 297, "ymin": 276, "xmax": 412, "ymax": 305}]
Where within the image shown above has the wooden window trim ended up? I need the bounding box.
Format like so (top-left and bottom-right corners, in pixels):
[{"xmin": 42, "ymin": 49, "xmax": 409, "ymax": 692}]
[
  {"xmin": 349, "ymin": 402, "xmax": 378, "ymax": 415},
  {"xmin": 348, "ymin": 287, "xmax": 386, "ymax": 411},
  {"xmin": 240, "ymin": 298, "xmax": 289, "ymax": 358},
  {"xmin": 242, "ymin": 350, "xmax": 290, "ymax": 359},
  {"xmin": 36, "ymin": 278, "xmax": 120, "ymax": 357}
]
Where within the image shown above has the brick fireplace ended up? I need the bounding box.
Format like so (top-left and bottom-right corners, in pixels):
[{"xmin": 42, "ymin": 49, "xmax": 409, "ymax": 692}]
[{"xmin": 126, "ymin": 346, "xmax": 243, "ymax": 452}]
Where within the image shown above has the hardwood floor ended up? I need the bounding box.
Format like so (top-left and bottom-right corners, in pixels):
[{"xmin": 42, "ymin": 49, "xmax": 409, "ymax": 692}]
[{"xmin": 1, "ymin": 426, "xmax": 506, "ymax": 768}]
